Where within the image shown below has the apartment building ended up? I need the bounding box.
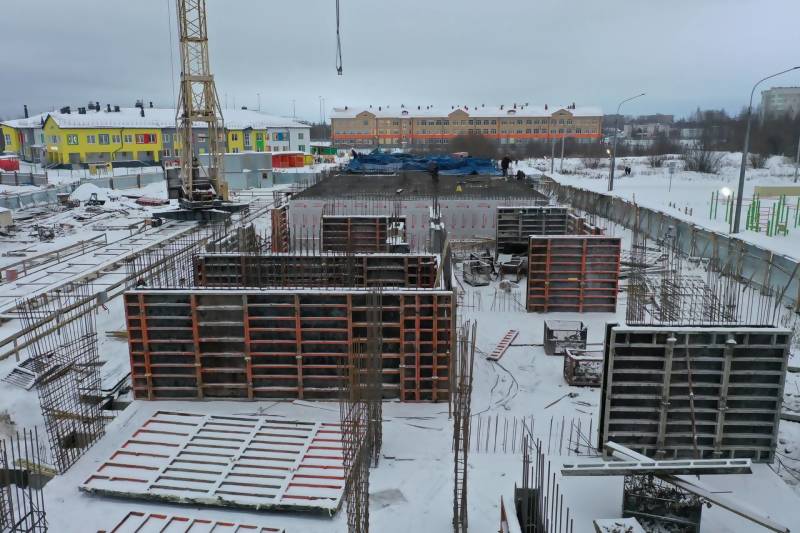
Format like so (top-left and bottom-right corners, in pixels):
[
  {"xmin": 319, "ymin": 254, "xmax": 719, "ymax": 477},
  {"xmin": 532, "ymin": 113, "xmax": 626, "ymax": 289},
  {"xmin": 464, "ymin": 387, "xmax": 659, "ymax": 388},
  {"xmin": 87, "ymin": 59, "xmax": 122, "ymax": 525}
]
[
  {"xmin": 760, "ymin": 87, "xmax": 800, "ymax": 120},
  {"xmin": 330, "ymin": 104, "xmax": 603, "ymax": 148},
  {"xmin": 2, "ymin": 104, "xmax": 310, "ymax": 167}
]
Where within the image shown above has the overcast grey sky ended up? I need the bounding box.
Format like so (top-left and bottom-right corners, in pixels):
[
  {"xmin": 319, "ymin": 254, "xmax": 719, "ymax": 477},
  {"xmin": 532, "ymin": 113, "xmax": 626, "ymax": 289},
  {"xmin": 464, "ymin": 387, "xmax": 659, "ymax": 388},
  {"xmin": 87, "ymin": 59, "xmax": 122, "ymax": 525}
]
[{"xmin": 1, "ymin": 0, "xmax": 798, "ymax": 122}]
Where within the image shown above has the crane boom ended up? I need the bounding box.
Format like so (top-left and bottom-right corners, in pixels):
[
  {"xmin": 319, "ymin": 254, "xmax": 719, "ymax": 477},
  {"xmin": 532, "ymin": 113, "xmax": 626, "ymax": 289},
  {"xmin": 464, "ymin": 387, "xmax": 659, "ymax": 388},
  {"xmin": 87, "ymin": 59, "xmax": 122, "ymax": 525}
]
[{"xmin": 176, "ymin": 0, "xmax": 224, "ymax": 209}]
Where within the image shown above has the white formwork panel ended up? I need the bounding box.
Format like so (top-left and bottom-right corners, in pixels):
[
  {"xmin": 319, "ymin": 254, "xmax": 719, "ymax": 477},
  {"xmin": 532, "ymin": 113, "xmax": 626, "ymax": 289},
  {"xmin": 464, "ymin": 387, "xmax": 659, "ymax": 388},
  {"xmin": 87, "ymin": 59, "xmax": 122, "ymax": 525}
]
[
  {"xmin": 102, "ymin": 510, "xmax": 284, "ymax": 532},
  {"xmin": 81, "ymin": 411, "xmax": 344, "ymax": 514}
]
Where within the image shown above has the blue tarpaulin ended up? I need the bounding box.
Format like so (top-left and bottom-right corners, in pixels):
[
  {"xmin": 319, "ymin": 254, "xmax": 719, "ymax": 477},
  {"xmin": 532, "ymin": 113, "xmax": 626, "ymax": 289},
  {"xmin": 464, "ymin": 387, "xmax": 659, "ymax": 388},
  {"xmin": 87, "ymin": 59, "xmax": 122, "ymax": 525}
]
[{"xmin": 346, "ymin": 150, "xmax": 500, "ymax": 176}]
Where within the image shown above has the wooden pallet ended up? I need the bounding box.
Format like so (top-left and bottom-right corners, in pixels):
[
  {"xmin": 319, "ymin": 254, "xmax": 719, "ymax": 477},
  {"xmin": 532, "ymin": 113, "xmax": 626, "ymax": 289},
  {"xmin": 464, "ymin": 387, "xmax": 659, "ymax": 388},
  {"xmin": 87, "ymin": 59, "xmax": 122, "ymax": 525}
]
[{"xmin": 487, "ymin": 330, "xmax": 519, "ymax": 361}]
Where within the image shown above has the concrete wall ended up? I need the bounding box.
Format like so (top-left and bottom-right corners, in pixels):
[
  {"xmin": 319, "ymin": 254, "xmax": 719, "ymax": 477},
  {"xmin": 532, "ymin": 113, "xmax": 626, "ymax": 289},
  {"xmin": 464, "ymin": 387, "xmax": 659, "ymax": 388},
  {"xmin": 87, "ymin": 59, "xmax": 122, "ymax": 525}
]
[{"xmin": 288, "ymin": 197, "xmax": 542, "ymax": 250}]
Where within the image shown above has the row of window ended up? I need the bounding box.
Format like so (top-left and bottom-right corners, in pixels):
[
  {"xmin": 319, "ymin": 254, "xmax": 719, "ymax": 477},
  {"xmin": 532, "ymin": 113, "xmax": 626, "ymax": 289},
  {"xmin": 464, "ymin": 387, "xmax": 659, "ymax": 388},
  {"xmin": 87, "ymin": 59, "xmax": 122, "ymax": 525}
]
[
  {"xmin": 58, "ymin": 133, "xmax": 159, "ymax": 146},
  {"xmin": 231, "ymin": 132, "xmax": 305, "ymax": 142},
  {"xmin": 340, "ymin": 127, "xmax": 596, "ymax": 137}
]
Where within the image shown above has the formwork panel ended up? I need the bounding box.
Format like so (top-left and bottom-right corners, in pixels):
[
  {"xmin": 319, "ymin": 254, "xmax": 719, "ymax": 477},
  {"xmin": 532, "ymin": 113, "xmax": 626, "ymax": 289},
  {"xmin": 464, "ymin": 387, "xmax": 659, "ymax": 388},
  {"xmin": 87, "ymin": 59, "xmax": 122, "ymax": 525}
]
[
  {"xmin": 104, "ymin": 511, "xmax": 284, "ymax": 532},
  {"xmin": 495, "ymin": 207, "xmax": 604, "ymax": 254},
  {"xmin": 126, "ymin": 288, "xmax": 453, "ymax": 402},
  {"xmin": 599, "ymin": 326, "xmax": 790, "ymax": 462},
  {"xmin": 80, "ymin": 411, "xmax": 344, "ymax": 514},
  {"xmin": 194, "ymin": 253, "xmax": 438, "ymax": 289},
  {"xmin": 271, "ymin": 204, "xmax": 290, "ymax": 252},
  {"xmin": 527, "ymin": 235, "xmax": 621, "ymax": 313},
  {"xmin": 321, "ymin": 215, "xmax": 397, "ymax": 253}
]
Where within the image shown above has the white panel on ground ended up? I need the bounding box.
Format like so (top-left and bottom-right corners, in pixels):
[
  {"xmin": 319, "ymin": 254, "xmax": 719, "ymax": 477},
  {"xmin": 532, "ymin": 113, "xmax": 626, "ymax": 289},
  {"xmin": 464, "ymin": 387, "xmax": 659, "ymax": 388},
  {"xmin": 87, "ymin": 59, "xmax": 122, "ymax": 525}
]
[{"xmin": 80, "ymin": 411, "xmax": 344, "ymax": 513}]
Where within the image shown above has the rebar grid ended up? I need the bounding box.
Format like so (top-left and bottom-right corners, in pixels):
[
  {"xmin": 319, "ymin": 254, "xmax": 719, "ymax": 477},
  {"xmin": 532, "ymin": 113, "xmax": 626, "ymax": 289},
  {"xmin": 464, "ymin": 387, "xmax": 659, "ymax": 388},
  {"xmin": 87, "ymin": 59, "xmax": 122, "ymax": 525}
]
[
  {"xmin": 0, "ymin": 429, "xmax": 48, "ymax": 533},
  {"xmin": 452, "ymin": 320, "xmax": 476, "ymax": 533},
  {"xmin": 18, "ymin": 283, "xmax": 103, "ymax": 473},
  {"xmin": 339, "ymin": 288, "xmax": 384, "ymax": 533},
  {"xmin": 625, "ymin": 230, "xmax": 778, "ymax": 327}
]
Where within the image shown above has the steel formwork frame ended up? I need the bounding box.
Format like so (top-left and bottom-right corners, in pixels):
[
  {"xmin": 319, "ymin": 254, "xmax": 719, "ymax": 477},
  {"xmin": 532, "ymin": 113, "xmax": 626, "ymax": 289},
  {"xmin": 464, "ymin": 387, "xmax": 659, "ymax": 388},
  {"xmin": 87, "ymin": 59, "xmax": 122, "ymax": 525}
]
[
  {"xmin": 527, "ymin": 235, "xmax": 621, "ymax": 313},
  {"xmin": 125, "ymin": 288, "xmax": 454, "ymax": 402},
  {"xmin": 599, "ymin": 325, "xmax": 791, "ymax": 462},
  {"xmin": 193, "ymin": 253, "xmax": 438, "ymax": 289},
  {"xmin": 495, "ymin": 206, "xmax": 603, "ymax": 254},
  {"xmin": 271, "ymin": 204, "xmax": 290, "ymax": 253},
  {"xmin": 321, "ymin": 215, "xmax": 404, "ymax": 253}
]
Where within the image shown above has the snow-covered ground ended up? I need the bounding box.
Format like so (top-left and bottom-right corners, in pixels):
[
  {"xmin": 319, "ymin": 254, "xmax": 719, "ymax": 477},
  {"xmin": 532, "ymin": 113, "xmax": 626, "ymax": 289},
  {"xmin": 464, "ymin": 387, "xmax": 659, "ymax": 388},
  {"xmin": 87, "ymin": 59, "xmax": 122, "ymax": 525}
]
[
  {"xmin": 0, "ymin": 163, "xmax": 799, "ymax": 532},
  {"xmin": 518, "ymin": 153, "xmax": 800, "ymax": 260}
]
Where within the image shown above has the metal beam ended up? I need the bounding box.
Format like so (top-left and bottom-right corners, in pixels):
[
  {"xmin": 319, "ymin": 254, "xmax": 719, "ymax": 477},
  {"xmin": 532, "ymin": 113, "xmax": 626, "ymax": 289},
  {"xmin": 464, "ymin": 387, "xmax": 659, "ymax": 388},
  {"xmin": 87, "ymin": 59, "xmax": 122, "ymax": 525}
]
[{"xmin": 561, "ymin": 458, "xmax": 752, "ymax": 477}]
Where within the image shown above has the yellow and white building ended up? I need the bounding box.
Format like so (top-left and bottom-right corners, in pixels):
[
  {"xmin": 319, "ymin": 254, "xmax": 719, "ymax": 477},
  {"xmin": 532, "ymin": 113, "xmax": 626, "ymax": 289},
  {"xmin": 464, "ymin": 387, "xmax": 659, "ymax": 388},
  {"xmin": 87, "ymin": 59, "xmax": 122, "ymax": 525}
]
[{"xmin": 2, "ymin": 104, "xmax": 310, "ymax": 166}]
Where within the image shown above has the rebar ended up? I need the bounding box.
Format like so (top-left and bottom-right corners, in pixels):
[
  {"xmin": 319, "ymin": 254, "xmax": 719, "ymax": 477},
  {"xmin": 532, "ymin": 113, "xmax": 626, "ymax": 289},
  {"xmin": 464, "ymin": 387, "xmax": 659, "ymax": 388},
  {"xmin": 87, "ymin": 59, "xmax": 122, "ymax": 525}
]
[
  {"xmin": 452, "ymin": 320, "xmax": 476, "ymax": 532},
  {"xmin": 0, "ymin": 429, "xmax": 48, "ymax": 533},
  {"xmin": 17, "ymin": 283, "xmax": 103, "ymax": 473}
]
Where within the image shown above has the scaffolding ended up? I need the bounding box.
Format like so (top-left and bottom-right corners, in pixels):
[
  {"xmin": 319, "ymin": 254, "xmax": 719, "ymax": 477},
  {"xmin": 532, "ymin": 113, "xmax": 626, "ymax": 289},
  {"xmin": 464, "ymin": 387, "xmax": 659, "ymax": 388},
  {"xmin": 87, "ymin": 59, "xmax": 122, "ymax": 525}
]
[
  {"xmin": 452, "ymin": 321, "xmax": 476, "ymax": 533},
  {"xmin": 18, "ymin": 284, "xmax": 104, "ymax": 473},
  {"xmin": 0, "ymin": 429, "xmax": 48, "ymax": 533}
]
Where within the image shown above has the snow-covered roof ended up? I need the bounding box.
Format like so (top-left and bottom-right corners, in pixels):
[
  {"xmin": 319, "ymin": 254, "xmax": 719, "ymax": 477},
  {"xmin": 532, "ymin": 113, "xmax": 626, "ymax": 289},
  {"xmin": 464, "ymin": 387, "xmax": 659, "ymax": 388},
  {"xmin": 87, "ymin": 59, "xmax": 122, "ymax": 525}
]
[
  {"xmin": 0, "ymin": 112, "xmax": 48, "ymax": 129},
  {"xmin": 33, "ymin": 107, "xmax": 308, "ymax": 130},
  {"xmin": 330, "ymin": 104, "xmax": 603, "ymax": 119}
]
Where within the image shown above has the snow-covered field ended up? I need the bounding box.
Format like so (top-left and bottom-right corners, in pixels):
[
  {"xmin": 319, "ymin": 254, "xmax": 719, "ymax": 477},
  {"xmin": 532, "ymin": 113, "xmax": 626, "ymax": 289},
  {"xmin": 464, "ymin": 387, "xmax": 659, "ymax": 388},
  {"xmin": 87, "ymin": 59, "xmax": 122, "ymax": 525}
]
[{"xmin": 519, "ymin": 153, "xmax": 800, "ymax": 260}]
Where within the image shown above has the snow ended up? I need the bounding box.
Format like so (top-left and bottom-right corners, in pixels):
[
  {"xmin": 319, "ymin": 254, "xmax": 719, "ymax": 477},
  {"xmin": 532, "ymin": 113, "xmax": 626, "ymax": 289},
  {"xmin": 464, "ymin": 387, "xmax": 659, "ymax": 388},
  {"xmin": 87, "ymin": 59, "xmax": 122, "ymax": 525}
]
[
  {"xmin": 0, "ymin": 171, "xmax": 797, "ymax": 531},
  {"xmin": 40, "ymin": 107, "xmax": 308, "ymax": 130},
  {"xmin": 519, "ymin": 153, "xmax": 800, "ymax": 261}
]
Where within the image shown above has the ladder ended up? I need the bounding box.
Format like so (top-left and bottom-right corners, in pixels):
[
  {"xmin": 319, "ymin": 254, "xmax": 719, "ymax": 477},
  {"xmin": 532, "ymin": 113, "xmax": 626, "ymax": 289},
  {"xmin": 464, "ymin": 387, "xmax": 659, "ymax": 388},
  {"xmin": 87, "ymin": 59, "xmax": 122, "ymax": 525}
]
[{"xmin": 487, "ymin": 330, "xmax": 519, "ymax": 361}]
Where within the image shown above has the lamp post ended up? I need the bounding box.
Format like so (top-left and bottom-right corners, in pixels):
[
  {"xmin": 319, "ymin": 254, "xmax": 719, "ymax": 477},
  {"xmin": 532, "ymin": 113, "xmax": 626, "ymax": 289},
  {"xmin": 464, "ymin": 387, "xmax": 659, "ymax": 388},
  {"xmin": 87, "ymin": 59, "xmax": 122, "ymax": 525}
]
[
  {"xmin": 732, "ymin": 66, "xmax": 800, "ymax": 233},
  {"xmin": 608, "ymin": 93, "xmax": 645, "ymax": 192}
]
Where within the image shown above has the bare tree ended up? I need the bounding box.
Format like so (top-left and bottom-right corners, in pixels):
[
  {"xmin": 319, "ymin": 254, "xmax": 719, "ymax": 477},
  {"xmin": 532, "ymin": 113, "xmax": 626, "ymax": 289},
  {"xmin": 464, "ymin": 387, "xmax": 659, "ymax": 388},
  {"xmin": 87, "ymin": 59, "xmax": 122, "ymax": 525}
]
[{"xmin": 448, "ymin": 133, "xmax": 499, "ymax": 159}]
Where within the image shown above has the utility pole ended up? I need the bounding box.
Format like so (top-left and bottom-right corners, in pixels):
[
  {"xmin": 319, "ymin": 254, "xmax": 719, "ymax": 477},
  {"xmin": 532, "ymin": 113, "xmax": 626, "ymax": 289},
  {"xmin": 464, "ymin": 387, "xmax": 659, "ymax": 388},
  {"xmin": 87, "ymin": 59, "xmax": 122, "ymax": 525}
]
[
  {"xmin": 257, "ymin": 93, "xmax": 261, "ymax": 112},
  {"xmin": 609, "ymin": 93, "xmax": 645, "ymax": 192},
  {"xmin": 733, "ymin": 66, "xmax": 800, "ymax": 233},
  {"xmin": 560, "ymin": 134, "xmax": 566, "ymax": 173},
  {"xmin": 550, "ymin": 137, "xmax": 555, "ymax": 174},
  {"xmin": 292, "ymin": 100, "xmax": 296, "ymax": 120}
]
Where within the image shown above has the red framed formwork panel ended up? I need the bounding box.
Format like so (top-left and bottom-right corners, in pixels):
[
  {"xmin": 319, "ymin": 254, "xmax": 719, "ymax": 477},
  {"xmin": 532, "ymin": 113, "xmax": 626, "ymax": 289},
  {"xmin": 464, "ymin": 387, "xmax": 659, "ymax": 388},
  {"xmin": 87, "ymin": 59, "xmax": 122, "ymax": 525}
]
[
  {"xmin": 125, "ymin": 288, "xmax": 454, "ymax": 402},
  {"xmin": 100, "ymin": 511, "xmax": 284, "ymax": 532},
  {"xmin": 270, "ymin": 204, "xmax": 290, "ymax": 252},
  {"xmin": 527, "ymin": 235, "xmax": 621, "ymax": 313},
  {"xmin": 81, "ymin": 411, "xmax": 344, "ymax": 514}
]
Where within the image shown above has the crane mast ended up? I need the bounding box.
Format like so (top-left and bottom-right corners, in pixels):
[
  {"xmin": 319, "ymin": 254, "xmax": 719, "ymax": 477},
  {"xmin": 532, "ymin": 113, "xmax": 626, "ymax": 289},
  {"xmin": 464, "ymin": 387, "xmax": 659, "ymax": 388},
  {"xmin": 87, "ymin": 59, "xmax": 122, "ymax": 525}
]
[{"xmin": 176, "ymin": 0, "xmax": 224, "ymax": 209}]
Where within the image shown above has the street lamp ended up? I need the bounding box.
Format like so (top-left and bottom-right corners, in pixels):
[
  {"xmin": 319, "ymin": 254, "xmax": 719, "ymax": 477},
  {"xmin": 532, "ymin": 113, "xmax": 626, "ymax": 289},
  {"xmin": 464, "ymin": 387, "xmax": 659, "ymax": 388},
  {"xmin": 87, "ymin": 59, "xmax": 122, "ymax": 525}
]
[
  {"xmin": 732, "ymin": 66, "xmax": 800, "ymax": 233},
  {"xmin": 608, "ymin": 93, "xmax": 645, "ymax": 191}
]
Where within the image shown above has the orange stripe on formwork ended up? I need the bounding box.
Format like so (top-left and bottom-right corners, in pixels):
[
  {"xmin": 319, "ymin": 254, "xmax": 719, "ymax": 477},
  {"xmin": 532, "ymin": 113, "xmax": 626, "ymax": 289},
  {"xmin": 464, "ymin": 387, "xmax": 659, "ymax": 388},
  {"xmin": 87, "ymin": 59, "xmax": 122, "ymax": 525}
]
[
  {"xmin": 302, "ymin": 454, "xmax": 343, "ymax": 460},
  {"xmin": 288, "ymin": 482, "xmax": 343, "ymax": 490},
  {"xmin": 110, "ymin": 450, "xmax": 170, "ymax": 460},
  {"xmin": 293, "ymin": 474, "xmax": 346, "ymax": 480},
  {"xmin": 98, "ymin": 462, "xmax": 159, "ymax": 471}
]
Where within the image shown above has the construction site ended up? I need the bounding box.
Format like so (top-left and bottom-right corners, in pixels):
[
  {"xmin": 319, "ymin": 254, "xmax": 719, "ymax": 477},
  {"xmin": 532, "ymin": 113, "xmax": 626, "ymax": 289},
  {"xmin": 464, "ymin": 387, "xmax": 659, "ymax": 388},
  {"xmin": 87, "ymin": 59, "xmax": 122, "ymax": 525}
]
[{"xmin": 1, "ymin": 2, "xmax": 800, "ymax": 533}]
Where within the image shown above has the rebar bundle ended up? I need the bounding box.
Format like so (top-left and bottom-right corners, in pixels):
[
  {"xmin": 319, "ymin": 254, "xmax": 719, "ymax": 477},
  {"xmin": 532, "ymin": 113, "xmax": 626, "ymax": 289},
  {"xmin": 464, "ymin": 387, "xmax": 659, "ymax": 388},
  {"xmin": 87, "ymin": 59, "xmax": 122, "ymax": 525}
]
[
  {"xmin": 17, "ymin": 283, "xmax": 103, "ymax": 473},
  {"xmin": 0, "ymin": 429, "xmax": 48, "ymax": 533},
  {"xmin": 339, "ymin": 288, "xmax": 385, "ymax": 533},
  {"xmin": 518, "ymin": 437, "xmax": 575, "ymax": 533},
  {"xmin": 452, "ymin": 320, "xmax": 476, "ymax": 533}
]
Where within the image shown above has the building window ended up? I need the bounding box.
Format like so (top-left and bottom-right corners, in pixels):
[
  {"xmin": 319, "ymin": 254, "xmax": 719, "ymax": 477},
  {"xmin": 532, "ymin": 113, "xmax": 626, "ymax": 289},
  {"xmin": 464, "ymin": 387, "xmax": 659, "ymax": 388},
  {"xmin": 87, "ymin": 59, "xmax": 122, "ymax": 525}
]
[
  {"xmin": 231, "ymin": 133, "xmax": 239, "ymax": 141},
  {"xmin": 136, "ymin": 134, "xmax": 145, "ymax": 144},
  {"xmin": 163, "ymin": 134, "xmax": 171, "ymax": 143},
  {"xmin": 576, "ymin": 128, "xmax": 582, "ymax": 134},
  {"xmin": 40, "ymin": 134, "xmax": 45, "ymax": 143},
  {"xmin": 124, "ymin": 134, "xmax": 133, "ymax": 143},
  {"xmin": 298, "ymin": 144, "xmax": 306, "ymax": 152},
  {"xmin": 3, "ymin": 134, "xmax": 11, "ymax": 145},
  {"xmin": 67, "ymin": 134, "xmax": 79, "ymax": 145},
  {"xmin": 112, "ymin": 134, "xmax": 121, "ymax": 143},
  {"xmin": 49, "ymin": 135, "xmax": 60, "ymax": 144},
  {"xmin": 98, "ymin": 134, "xmax": 110, "ymax": 145},
  {"xmin": 298, "ymin": 132, "xmax": 304, "ymax": 139},
  {"xmin": 256, "ymin": 133, "xmax": 263, "ymax": 141},
  {"xmin": 87, "ymin": 135, "xmax": 97, "ymax": 144},
  {"xmin": 233, "ymin": 148, "xmax": 240, "ymax": 153}
]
